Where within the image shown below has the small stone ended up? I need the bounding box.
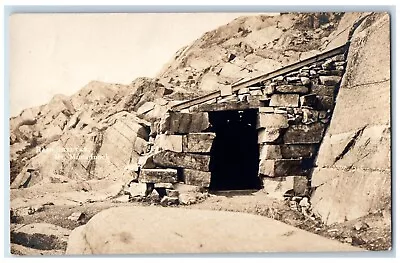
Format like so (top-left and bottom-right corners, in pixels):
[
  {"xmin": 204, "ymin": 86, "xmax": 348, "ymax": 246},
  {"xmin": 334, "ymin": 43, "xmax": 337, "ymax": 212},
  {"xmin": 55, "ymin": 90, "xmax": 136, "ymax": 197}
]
[
  {"xmin": 302, "ymin": 109, "xmax": 319, "ymax": 124},
  {"xmin": 250, "ymin": 90, "xmax": 263, "ymax": 96},
  {"xmin": 264, "ymin": 86, "xmax": 275, "ymax": 95},
  {"xmin": 257, "ymin": 113, "xmax": 289, "ymax": 129},
  {"xmin": 327, "ymin": 229, "xmax": 339, "ymax": 233},
  {"xmin": 289, "ymin": 200, "xmax": 300, "ymax": 211},
  {"xmin": 179, "ymin": 193, "xmax": 198, "ymax": 205},
  {"xmin": 322, "ymin": 59, "xmax": 334, "ymax": 70},
  {"xmin": 238, "ymin": 94, "xmax": 249, "ymax": 102},
  {"xmin": 353, "ymin": 222, "xmax": 369, "ymax": 231},
  {"xmin": 258, "ymin": 128, "xmax": 282, "ymax": 143},
  {"xmin": 299, "ymin": 197, "xmax": 310, "ymax": 207},
  {"xmin": 138, "ymin": 155, "xmax": 156, "ymax": 169},
  {"xmin": 30, "ymin": 204, "xmax": 45, "ymax": 214},
  {"xmin": 286, "ymin": 76, "xmax": 300, "ymax": 83},
  {"xmin": 336, "ymin": 65, "xmax": 345, "ymax": 71},
  {"xmin": 238, "ymin": 87, "xmax": 250, "ymax": 95},
  {"xmin": 319, "ymin": 76, "xmax": 342, "ymax": 86},
  {"xmin": 334, "ymin": 61, "xmax": 346, "ymax": 66},
  {"xmin": 300, "ymin": 77, "xmax": 311, "ymax": 86},
  {"xmin": 127, "ymin": 182, "xmax": 147, "ymax": 197},
  {"xmin": 331, "ymin": 54, "xmax": 345, "ymax": 62},
  {"xmin": 68, "ymin": 212, "xmax": 85, "ymax": 221},
  {"xmin": 344, "ymin": 237, "xmax": 353, "ymax": 243},
  {"xmin": 160, "ymin": 196, "xmax": 179, "ymax": 206},
  {"xmin": 270, "ymin": 94, "xmax": 299, "ymax": 107},
  {"xmin": 166, "ymin": 189, "xmax": 180, "ymax": 198},
  {"xmin": 300, "ymin": 94, "xmax": 318, "ymax": 108},
  {"xmin": 114, "ymin": 195, "xmax": 130, "ymax": 203},
  {"xmin": 298, "ymin": 71, "xmax": 310, "ymax": 77},
  {"xmin": 272, "ymin": 76, "xmax": 284, "ymax": 82},
  {"xmin": 291, "ymin": 196, "xmax": 303, "ymax": 201},
  {"xmin": 154, "ymin": 183, "xmax": 174, "ymax": 189},
  {"xmin": 259, "ymin": 145, "xmax": 282, "ymax": 160},
  {"xmin": 275, "ymin": 85, "xmax": 309, "ymax": 94}
]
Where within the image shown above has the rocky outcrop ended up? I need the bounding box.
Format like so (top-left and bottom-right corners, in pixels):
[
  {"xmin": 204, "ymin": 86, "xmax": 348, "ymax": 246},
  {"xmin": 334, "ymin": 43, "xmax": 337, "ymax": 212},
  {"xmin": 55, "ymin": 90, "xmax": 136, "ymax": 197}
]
[
  {"xmin": 310, "ymin": 13, "xmax": 391, "ymax": 225},
  {"xmin": 66, "ymin": 206, "xmax": 362, "ymax": 254},
  {"xmin": 157, "ymin": 13, "xmax": 345, "ymax": 96},
  {"xmin": 10, "ymin": 223, "xmax": 71, "ymax": 255}
]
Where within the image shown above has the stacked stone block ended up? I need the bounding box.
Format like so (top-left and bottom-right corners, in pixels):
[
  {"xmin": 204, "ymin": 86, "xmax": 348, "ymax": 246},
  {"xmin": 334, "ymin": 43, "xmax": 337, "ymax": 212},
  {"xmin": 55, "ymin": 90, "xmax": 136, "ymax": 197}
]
[
  {"xmin": 136, "ymin": 52, "xmax": 347, "ymax": 197},
  {"xmin": 137, "ymin": 111, "xmax": 214, "ymax": 188},
  {"xmin": 255, "ymin": 54, "xmax": 346, "ymax": 194}
]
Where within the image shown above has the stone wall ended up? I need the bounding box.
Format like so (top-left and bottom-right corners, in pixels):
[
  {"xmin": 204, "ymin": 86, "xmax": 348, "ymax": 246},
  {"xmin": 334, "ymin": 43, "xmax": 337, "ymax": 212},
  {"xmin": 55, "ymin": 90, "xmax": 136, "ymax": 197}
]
[
  {"xmin": 135, "ymin": 48, "xmax": 349, "ymax": 198},
  {"xmin": 310, "ymin": 13, "xmax": 391, "ymax": 225}
]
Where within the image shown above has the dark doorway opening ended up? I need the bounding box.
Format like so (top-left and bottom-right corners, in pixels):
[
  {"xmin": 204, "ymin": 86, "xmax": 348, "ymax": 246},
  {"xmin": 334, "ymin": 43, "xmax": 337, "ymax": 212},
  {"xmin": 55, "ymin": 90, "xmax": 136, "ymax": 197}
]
[{"xmin": 208, "ymin": 109, "xmax": 261, "ymax": 191}]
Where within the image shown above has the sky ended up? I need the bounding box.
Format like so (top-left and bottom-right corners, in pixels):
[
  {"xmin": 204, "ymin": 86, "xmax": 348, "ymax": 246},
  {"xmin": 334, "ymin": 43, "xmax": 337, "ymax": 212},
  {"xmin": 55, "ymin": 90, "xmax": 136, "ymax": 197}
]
[{"xmin": 9, "ymin": 13, "xmax": 263, "ymax": 116}]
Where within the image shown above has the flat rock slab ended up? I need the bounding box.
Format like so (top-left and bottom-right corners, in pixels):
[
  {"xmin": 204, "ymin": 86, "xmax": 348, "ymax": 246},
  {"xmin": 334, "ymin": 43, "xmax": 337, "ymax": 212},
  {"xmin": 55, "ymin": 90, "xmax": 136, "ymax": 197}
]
[
  {"xmin": 182, "ymin": 169, "xmax": 211, "ymax": 187},
  {"xmin": 259, "ymin": 159, "xmax": 308, "ymax": 177},
  {"xmin": 66, "ymin": 206, "xmax": 363, "ymax": 254},
  {"xmin": 161, "ymin": 112, "xmax": 210, "ymax": 134},
  {"xmin": 153, "ymin": 151, "xmax": 210, "ymax": 172},
  {"xmin": 139, "ymin": 168, "xmax": 178, "ymax": 184},
  {"xmin": 183, "ymin": 133, "xmax": 215, "ymax": 153},
  {"xmin": 270, "ymin": 94, "xmax": 299, "ymax": 107},
  {"xmin": 275, "ymin": 85, "xmax": 309, "ymax": 94},
  {"xmin": 283, "ymin": 123, "xmax": 325, "ymax": 144}
]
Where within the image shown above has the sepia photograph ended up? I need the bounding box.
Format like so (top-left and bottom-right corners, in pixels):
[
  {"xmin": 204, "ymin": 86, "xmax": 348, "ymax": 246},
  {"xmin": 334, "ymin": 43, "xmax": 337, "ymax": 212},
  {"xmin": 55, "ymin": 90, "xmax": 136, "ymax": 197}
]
[{"xmin": 7, "ymin": 10, "xmax": 392, "ymax": 256}]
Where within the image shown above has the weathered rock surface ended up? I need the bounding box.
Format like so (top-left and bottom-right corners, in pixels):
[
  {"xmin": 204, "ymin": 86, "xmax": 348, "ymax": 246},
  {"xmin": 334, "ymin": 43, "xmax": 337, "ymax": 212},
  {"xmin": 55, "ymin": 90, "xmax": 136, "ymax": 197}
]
[
  {"xmin": 283, "ymin": 123, "xmax": 325, "ymax": 144},
  {"xmin": 258, "ymin": 128, "xmax": 282, "ymax": 143},
  {"xmin": 139, "ymin": 168, "xmax": 178, "ymax": 184},
  {"xmin": 270, "ymin": 94, "xmax": 299, "ymax": 107},
  {"xmin": 182, "ymin": 133, "xmax": 215, "ymax": 153},
  {"xmin": 152, "ymin": 150, "xmax": 210, "ymax": 172},
  {"xmin": 275, "ymin": 85, "xmax": 309, "ymax": 94},
  {"xmin": 154, "ymin": 134, "xmax": 183, "ymax": 152},
  {"xmin": 11, "ymin": 223, "xmax": 71, "ymax": 254},
  {"xmin": 311, "ymin": 13, "xmax": 391, "ymax": 225},
  {"xmin": 160, "ymin": 112, "xmax": 210, "ymax": 134},
  {"xmin": 65, "ymin": 206, "xmax": 362, "ymax": 254},
  {"xmin": 257, "ymin": 113, "xmax": 289, "ymax": 129},
  {"xmin": 259, "ymin": 159, "xmax": 309, "ymax": 177},
  {"xmin": 182, "ymin": 169, "xmax": 211, "ymax": 187}
]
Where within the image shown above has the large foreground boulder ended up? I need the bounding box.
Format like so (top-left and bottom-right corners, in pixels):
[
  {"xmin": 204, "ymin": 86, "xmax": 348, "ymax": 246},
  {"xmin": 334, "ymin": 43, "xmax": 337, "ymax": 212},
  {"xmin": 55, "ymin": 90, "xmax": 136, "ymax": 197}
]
[{"xmin": 66, "ymin": 206, "xmax": 362, "ymax": 254}]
